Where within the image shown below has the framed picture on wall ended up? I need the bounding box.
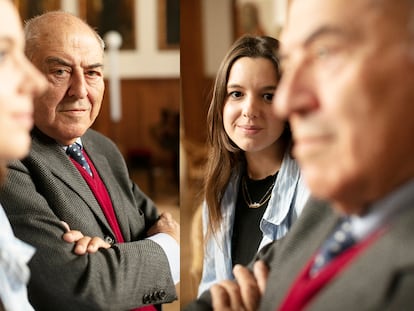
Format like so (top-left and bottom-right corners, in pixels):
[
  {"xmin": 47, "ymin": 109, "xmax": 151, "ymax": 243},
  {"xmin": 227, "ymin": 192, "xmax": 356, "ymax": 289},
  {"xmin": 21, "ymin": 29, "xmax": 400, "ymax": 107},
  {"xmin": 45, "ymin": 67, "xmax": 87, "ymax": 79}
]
[
  {"xmin": 13, "ymin": 0, "xmax": 60, "ymax": 21},
  {"xmin": 158, "ymin": 0, "xmax": 180, "ymax": 50},
  {"xmin": 232, "ymin": 0, "xmax": 287, "ymax": 39},
  {"xmin": 79, "ymin": 0, "xmax": 136, "ymax": 50}
]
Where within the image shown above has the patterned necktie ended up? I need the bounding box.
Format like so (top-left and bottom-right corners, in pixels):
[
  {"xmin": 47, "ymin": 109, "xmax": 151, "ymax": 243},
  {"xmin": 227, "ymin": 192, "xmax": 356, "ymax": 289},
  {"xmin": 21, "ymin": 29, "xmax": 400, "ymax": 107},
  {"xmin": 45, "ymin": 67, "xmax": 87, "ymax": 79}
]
[
  {"xmin": 66, "ymin": 143, "xmax": 92, "ymax": 176},
  {"xmin": 310, "ymin": 217, "xmax": 355, "ymax": 276}
]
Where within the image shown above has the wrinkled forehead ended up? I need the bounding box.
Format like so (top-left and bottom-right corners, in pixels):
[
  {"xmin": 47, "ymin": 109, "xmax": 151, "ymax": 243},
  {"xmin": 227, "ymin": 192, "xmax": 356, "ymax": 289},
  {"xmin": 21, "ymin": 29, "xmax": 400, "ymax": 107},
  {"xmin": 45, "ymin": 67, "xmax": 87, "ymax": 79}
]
[
  {"xmin": 42, "ymin": 21, "xmax": 99, "ymax": 45},
  {"xmin": 27, "ymin": 13, "xmax": 104, "ymax": 57},
  {"xmin": 35, "ymin": 26, "xmax": 104, "ymax": 63},
  {"xmin": 281, "ymin": 0, "xmax": 410, "ymax": 53}
]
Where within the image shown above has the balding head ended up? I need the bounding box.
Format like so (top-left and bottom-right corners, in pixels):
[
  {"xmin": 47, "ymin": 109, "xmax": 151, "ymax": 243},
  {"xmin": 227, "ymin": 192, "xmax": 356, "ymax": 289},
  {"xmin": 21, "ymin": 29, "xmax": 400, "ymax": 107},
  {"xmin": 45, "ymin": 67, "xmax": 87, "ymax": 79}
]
[
  {"xmin": 25, "ymin": 11, "xmax": 105, "ymax": 146},
  {"xmin": 24, "ymin": 11, "xmax": 104, "ymax": 60}
]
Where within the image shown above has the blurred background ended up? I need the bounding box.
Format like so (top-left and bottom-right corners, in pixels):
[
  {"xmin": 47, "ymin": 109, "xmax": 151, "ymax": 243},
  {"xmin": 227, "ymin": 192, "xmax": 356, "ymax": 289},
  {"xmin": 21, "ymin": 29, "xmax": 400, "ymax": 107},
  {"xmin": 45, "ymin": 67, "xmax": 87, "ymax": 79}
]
[{"xmin": 181, "ymin": 0, "xmax": 290, "ymax": 307}]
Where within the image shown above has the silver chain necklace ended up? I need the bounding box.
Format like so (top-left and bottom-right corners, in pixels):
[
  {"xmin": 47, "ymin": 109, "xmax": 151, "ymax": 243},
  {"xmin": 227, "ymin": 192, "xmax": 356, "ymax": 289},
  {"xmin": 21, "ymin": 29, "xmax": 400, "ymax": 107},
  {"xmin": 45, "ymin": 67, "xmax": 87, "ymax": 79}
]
[{"xmin": 242, "ymin": 175, "xmax": 276, "ymax": 209}]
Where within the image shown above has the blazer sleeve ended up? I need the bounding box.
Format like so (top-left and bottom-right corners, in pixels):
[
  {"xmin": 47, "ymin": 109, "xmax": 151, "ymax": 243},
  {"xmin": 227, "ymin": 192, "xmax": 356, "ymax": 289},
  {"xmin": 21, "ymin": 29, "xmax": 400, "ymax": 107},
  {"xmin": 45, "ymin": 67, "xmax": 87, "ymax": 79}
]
[
  {"xmin": 131, "ymin": 180, "xmax": 159, "ymax": 229},
  {"xmin": 184, "ymin": 290, "xmax": 213, "ymax": 311},
  {"xmin": 0, "ymin": 158, "xmax": 177, "ymax": 311}
]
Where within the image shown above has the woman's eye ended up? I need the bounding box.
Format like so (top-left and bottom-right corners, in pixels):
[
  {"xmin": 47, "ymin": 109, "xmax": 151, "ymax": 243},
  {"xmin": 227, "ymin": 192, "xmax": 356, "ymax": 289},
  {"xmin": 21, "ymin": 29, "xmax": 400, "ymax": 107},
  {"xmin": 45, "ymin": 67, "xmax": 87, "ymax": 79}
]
[
  {"xmin": 229, "ymin": 91, "xmax": 243, "ymax": 98},
  {"xmin": 263, "ymin": 93, "xmax": 274, "ymax": 101}
]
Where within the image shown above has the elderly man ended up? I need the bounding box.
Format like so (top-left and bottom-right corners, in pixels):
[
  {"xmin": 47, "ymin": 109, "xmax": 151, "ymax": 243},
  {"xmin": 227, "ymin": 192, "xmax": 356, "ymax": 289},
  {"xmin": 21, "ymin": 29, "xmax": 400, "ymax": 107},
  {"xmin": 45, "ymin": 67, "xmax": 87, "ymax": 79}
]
[
  {"xmin": 0, "ymin": 11, "xmax": 179, "ymax": 311},
  {"xmin": 186, "ymin": 0, "xmax": 414, "ymax": 310}
]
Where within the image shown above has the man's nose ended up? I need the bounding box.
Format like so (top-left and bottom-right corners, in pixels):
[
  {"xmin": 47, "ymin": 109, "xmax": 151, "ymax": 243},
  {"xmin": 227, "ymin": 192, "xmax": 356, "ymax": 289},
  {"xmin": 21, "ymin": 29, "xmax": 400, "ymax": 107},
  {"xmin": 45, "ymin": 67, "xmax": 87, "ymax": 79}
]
[
  {"xmin": 274, "ymin": 64, "xmax": 318, "ymax": 118},
  {"xmin": 68, "ymin": 72, "xmax": 88, "ymax": 99}
]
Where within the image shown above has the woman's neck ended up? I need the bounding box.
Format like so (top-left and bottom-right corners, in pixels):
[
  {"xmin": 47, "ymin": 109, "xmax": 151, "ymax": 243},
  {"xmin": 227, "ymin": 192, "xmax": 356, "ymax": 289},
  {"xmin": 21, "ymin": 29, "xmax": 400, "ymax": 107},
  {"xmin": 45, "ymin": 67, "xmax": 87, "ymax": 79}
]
[{"xmin": 245, "ymin": 143, "xmax": 286, "ymax": 180}]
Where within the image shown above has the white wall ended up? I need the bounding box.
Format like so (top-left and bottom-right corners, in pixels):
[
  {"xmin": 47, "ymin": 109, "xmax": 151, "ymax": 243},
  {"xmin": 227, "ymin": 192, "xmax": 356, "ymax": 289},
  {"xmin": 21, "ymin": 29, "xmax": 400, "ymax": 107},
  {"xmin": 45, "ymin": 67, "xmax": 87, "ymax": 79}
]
[
  {"xmin": 61, "ymin": 0, "xmax": 180, "ymax": 79},
  {"xmin": 202, "ymin": 0, "xmax": 233, "ymax": 78},
  {"xmin": 201, "ymin": 0, "xmax": 287, "ymax": 78}
]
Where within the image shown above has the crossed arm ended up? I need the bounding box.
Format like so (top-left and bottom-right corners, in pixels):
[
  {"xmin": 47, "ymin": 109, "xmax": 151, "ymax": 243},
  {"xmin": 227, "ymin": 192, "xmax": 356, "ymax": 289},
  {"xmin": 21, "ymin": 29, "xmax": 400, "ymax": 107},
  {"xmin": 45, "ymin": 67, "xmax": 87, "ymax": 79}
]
[
  {"xmin": 62, "ymin": 211, "xmax": 179, "ymax": 255},
  {"xmin": 61, "ymin": 221, "xmax": 111, "ymax": 254}
]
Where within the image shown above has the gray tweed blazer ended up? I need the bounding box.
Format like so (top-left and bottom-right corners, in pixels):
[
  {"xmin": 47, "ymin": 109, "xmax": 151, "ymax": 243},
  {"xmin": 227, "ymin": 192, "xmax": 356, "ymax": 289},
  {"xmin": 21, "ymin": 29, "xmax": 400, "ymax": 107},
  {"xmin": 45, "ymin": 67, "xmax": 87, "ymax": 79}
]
[
  {"xmin": 188, "ymin": 198, "xmax": 414, "ymax": 310},
  {"xmin": 0, "ymin": 128, "xmax": 176, "ymax": 311}
]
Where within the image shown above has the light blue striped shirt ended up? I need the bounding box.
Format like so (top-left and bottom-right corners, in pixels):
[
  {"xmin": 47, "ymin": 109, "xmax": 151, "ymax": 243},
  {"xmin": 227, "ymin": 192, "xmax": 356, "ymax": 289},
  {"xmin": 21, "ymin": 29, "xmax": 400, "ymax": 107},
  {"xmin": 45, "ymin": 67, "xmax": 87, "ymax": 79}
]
[
  {"xmin": 198, "ymin": 151, "xmax": 310, "ymax": 296},
  {"xmin": 0, "ymin": 204, "xmax": 35, "ymax": 311}
]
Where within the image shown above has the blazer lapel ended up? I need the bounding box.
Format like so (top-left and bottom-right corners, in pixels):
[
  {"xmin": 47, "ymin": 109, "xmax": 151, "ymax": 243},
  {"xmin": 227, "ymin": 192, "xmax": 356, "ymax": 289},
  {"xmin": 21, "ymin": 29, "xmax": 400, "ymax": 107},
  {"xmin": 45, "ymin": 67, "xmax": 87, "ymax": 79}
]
[
  {"xmin": 31, "ymin": 130, "xmax": 113, "ymax": 234},
  {"xmin": 260, "ymin": 200, "xmax": 339, "ymax": 311},
  {"xmin": 81, "ymin": 134, "xmax": 130, "ymax": 241},
  {"xmin": 308, "ymin": 203, "xmax": 414, "ymax": 310}
]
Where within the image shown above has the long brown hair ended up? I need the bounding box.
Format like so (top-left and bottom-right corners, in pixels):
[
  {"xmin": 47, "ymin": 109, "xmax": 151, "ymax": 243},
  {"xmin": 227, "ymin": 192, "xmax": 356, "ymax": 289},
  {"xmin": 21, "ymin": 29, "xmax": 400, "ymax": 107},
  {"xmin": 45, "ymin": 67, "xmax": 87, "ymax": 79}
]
[{"xmin": 204, "ymin": 35, "xmax": 290, "ymax": 239}]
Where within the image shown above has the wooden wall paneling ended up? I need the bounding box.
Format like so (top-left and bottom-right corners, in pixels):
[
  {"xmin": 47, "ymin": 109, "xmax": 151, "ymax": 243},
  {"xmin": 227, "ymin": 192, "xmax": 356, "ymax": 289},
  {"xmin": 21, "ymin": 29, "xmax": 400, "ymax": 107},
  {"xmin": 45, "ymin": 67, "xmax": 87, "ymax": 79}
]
[
  {"xmin": 92, "ymin": 78, "xmax": 180, "ymax": 164},
  {"xmin": 181, "ymin": 0, "xmax": 208, "ymax": 144},
  {"xmin": 181, "ymin": 0, "xmax": 216, "ymax": 307}
]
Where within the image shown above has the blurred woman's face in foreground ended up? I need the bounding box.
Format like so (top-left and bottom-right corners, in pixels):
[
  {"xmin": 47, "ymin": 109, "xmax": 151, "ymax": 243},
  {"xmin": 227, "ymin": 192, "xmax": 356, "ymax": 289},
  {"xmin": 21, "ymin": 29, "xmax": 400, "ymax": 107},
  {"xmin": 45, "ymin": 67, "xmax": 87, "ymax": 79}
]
[{"xmin": 0, "ymin": 0, "xmax": 46, "ymax": 160}]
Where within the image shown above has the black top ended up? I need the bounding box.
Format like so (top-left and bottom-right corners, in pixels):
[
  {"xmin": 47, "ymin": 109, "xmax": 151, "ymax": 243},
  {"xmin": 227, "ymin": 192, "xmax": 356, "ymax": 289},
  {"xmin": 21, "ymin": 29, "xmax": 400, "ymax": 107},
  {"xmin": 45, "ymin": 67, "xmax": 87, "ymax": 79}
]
[{"xmin": 231, "ymin": 172, "xmax": 278, "ymax": 267}]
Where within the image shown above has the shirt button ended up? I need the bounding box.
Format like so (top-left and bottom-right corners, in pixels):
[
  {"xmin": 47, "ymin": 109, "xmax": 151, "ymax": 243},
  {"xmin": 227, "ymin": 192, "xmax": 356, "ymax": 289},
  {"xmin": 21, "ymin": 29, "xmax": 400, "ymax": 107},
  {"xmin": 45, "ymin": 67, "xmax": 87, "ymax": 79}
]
[
  {"xmin": 104, "ymin": 235, "xmax": 114, "ymax": 245},
  {"xmin": 157, "ymin": 290, "xmax": 166, "ymax": 300},
  {"xmin": 142, "ymin": 294, "xmax": 150, "ymax": 304}
]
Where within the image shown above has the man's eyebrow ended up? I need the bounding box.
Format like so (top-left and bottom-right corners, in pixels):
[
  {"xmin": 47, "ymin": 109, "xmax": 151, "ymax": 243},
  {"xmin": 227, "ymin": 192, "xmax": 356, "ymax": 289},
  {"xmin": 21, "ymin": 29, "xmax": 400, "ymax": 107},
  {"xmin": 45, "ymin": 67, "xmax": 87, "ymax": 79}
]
[
  {"xmin": 85, "ymin": 63, "xmax": 104, "ymax": 70},
  {"xmin": 45, "ymin": 57, "xmax": 103, "ymax": 69},
  {"xmin": 303, "ymin": 25, "xmax": 346, "ymax": 48},
  {"xmin": 45, "ymin": 57, "xmax": 72, "ymax": 67},
  {"xmin": 279, "ymin": 25, "xmax": 346, "ymax": 59}
]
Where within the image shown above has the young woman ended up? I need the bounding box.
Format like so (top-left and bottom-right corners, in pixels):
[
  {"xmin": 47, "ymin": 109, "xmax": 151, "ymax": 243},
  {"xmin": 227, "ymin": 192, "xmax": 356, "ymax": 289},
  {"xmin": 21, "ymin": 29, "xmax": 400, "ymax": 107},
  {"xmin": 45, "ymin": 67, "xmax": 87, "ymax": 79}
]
[{"xmin": 198, "ymin": 35, "xmax": 309, "ymax": 295}]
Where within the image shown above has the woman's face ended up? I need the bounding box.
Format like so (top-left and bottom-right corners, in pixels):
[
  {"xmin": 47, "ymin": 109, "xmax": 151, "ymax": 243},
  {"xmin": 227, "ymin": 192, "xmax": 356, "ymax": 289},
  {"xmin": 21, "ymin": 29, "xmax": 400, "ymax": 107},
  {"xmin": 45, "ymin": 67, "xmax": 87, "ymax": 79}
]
[
  {"xmin": 0, "ymin": 0, "xmax": 46, "ymax": 160},
  {"xmin": 223, "ymin": 57, "xmax": 285, "ymax": 155}
]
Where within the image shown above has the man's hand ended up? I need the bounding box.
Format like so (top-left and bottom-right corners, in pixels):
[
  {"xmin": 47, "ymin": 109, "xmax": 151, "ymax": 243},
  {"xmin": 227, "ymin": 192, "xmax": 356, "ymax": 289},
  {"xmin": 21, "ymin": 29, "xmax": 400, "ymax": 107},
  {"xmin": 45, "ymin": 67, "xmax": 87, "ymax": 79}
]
[
  {"xmin": 147, "ymin": 212, "xmax": 180, "ymax": 244},
  {"xmin": 211, "ymin": 261, "xmax": 269, "ymax": 310},
  {"xmin": 61, "ymin": 221, "xmax": 111, "ymax": 255}
]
